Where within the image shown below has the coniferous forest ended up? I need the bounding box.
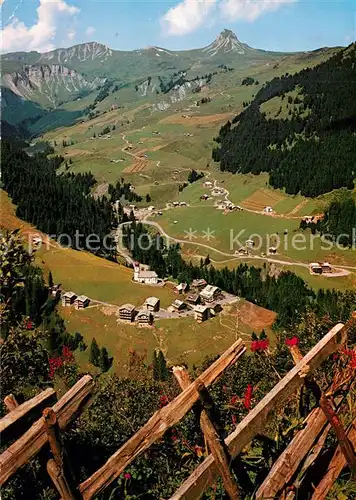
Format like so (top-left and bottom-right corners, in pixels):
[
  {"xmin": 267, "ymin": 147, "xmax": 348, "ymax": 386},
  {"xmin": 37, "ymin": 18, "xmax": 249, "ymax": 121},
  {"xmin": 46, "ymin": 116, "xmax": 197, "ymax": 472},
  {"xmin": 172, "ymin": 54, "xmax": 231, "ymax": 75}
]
[
  {"xmin": 213, "ymin": 44, "xmax": 356, "ymax": 197},
  {"xmin": 1, "ymin": 141, "xmax": 116, "ymax": 257}
]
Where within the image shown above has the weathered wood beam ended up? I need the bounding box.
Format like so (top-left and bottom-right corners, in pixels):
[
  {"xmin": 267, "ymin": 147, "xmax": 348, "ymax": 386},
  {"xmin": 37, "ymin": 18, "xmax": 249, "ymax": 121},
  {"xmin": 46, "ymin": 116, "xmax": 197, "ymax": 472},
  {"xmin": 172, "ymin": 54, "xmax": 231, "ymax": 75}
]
[
  {"xmin": 0, "ymin": 375, "xmax": 94, "ymax": 485},
  {"xmin": 79, "ymin": 338, "xmax": 246, "ymax": 499},
  {"xmin": 43, "ymin": 409, "xmax": 77, "ymax": 500},
  {"xmin": 311, "ymin": 419, "xmax": 356, "ymax": 500},
  {"xmin": 174, "ymin": 366, "xmax": 240, "ymax": 499},
  {"xmin": 170, "ymin": 322, "xmax": 346, "ymax": 500},
  {"xmin": 1, "ymin": 388, "xmax": 56, "ymax": 443},
  {"xmin": 3, "ymin": 394, "xmax": 19, "ymax": 412}
]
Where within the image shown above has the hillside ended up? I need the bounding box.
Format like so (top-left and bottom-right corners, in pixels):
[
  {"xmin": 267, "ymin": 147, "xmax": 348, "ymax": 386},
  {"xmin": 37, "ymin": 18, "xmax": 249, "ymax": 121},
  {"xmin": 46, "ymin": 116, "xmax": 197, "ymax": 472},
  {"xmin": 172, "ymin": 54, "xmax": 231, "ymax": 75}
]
[{"xmin": 213, "ymin": 43, "xmax": 356, "ymax": 197}]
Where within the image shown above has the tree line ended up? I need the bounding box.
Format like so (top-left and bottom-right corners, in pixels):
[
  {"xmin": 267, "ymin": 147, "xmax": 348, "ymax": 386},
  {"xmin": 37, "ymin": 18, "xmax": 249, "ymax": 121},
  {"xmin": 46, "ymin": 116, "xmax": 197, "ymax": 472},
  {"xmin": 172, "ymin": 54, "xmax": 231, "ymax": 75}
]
[
  {"xmin": 213, "ymin": 44, "xmax": 356, "ymax": 197},
  {"xmin": 2, "ymin": 141, "xmax": 116, "ymax": 257}
]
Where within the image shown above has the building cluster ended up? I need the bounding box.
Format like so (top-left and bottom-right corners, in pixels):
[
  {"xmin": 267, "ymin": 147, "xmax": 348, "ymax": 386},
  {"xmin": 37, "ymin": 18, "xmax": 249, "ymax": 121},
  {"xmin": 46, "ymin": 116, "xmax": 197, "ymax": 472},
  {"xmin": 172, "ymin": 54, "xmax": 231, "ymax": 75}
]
[
  {"xmin": 217, "ymin": 200, "xmax": 243, "ymax": 211},
  {"xmin": 170, "ymin": 280, "xmax": 223, "ymax": 322},
  {"xmin": 61, "ymin": 291, "xmax": 90, "ymax": 310},
  {"xmin": 309, "ymin": 262, "xmax": 332, "ymax": 275},
  {"xmin": 302, "ymin": 214, "xmax": 324, "ymax": 224},
  {"xmin": 117, "ymin": 296, "xmax": 160, "ymax": 327}
]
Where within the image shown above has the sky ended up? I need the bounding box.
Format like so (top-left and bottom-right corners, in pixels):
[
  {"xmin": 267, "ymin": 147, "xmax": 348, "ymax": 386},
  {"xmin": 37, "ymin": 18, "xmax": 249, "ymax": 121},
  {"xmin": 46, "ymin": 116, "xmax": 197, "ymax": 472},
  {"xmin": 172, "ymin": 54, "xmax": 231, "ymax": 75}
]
[{"xmin": 1, "ymin": 0, "xmax": 355, "ymax": 54}]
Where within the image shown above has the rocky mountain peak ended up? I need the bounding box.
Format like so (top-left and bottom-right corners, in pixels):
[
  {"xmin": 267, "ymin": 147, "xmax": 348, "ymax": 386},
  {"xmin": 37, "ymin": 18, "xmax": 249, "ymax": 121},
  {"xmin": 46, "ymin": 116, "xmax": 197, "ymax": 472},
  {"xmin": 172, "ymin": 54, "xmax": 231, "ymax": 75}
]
[{"xmin": 203, "ymin": 28, "xmax": 251, "ymax": 57}]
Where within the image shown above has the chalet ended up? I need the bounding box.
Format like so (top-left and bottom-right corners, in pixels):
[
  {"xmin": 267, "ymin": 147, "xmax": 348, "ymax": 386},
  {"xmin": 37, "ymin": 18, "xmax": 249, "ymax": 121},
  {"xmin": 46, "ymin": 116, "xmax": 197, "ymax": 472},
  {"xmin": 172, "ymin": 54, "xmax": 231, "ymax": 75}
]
[
  {"xmin": 246, "ymin": 239, "xmax": 255, "ymax": 248},
  {"xmin": 32, "ymin": 235, "xmax": 43, "ymax": 247},
  {"xmin": 236, "ymin": 248, "xmax": 249, "ymax": 255},
  {"xmin": 74, "ymin": 295, "xmax": 90, "ymax": 310},
  {"xmin": 309, "ymin": 263, "xmax": 323, "ymax": 275},
  {"xmin": 191, "ymin": 278, "xmax": 207, "ymax": 290},
  {"xmin": 268, "ymin": 247, "xmax": 277, "ymax": 255},
  {"xmin": 118, "ymin": 304, "xmax": 136, "ymax": 322},
  {"xmin": 179, "ymin": 201, "xmax": 187, "ymax": 207},
  {"xmin": 187, "ymin": 294, "xmax": 201, "ymax": 306},
  {"xmin": 200, "ymin": 285, "xmax": 221, "ymax": 303},
  {"xmin": 147, "ymin": 206, "xmax": 155, "ymax": 212},
  {"xmin": 144, "ymin": 296, "xmax": 160, "ymax": 312},
  {"xmin": 175, "ymin": 282, "xmax": 188, "ymax": 294},
  {"xmin": 61, "ymin": 292, "xmax": 76, "ymax": 307},
  {"xmin": 136, "ymin": 310, "xmax": 153, "ymax": 326},
  {"xmin": 171, "ymin": 299, "xmax": 186, "ymax": 312},
  {"xmin": 264, "ymin": 206, "xmax": 273, "ymax": 213},
  {"xmin": 172, "ymin": 201, "xmax": 180, "ymax": 207},
  {"xmin": 236, "ymin": 205, "xmax": 243, "ymax": 211},
  {"xmin": 194, "ymin": 305, "xmax": 210, "ymax": 323},
  {"xmin": 321, "ymin": 262, "xmax": 332, "ymax": 273},
  {"xmin": 200, "ymin": 194, "xmax": 209, "ymax": 200},
  {"xmin": 133, "ymin": 264, "xmax": 158, "ymax": 285},
  {"xmin": 203, "ymin": 181, "xmax": 213, "ymax": 188}
]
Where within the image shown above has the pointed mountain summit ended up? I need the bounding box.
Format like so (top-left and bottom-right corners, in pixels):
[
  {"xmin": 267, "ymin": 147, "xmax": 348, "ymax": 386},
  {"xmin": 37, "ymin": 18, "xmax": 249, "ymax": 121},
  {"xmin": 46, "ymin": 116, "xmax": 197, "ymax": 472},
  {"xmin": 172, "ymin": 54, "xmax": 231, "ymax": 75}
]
[{"xmin": 203, "ymin": 29, "xmax": 253, "ymax": 57}]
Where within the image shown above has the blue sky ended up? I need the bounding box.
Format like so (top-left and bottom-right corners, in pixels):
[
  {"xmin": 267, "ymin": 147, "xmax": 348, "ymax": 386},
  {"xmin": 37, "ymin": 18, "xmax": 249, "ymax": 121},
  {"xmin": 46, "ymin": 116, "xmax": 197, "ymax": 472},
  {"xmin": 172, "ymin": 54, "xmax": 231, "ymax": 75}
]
[{"xmin": 1, "ymin": 0, "xmax": 355, "ymax": 54}]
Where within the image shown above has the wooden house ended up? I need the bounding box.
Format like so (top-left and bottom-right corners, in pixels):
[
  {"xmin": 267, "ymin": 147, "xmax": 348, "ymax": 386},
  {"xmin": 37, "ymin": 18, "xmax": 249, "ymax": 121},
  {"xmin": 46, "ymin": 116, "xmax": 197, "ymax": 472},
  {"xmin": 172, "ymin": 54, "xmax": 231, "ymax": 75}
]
[
  {"xmin": 175, "ymin": 282, "xmax": 188, "ymax": 294},
  {"xmin": 118, "ymin": 304, "xmax": 136, "ymax": 322},
  {"xmin": 200, "ymin": 285, "xmax": 221, "ymax": 303},
  {"xmin": 321, "ymin": 262, "xmax": 332, "ymax": 273},
  {"xmin": 74, "ymin": 295, "xmax": 90, "ymax": 310},
  {"xmin": 194, "ymin": 305, "xmax": 210, "ymax": 323},
  {"xmin": 50, "ymin": 284, "xmax": 60, "ymax": 298},
  {"xmin": 187, "ymin": 294, "xmax": 201, "ymax": 306},
  {"xmin": 136, "ymin": 310, "xmax": 153, "ymax": 326},
  {"xmin": 61, "ymin": 291, "xmax": 76, "ymax": 307},
  {"xmin": 171, "ymin": 299, "xmax": 186, "ymax": 312},
  {"xmin": 144, "ymin": 297, "xmax": 160, "ymax": 312},
  {"xmin": 309, "ymin": 263, "xmax": 323, "ymax": 275}
]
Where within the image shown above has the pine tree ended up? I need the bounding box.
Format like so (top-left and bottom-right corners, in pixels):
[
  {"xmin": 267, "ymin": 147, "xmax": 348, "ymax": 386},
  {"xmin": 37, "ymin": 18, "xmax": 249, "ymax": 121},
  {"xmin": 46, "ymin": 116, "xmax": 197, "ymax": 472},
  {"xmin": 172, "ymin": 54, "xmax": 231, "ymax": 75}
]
[
  {"xmin": 89, "ymin": 338, "xmax": 100, "ymax": 366},
  {"xmin": 204, "ymin": 254, "xmax": 210, "ymax": 266},
  {"xmin": 157, "ymin": 350, "xmax": 168, "ymax": 381},
  {"xmin": 152, "ymin": 350, "xmax": 159, "ymax": 381},
  {"xmin": 99, "ymin": 346, "xmax": 111, "ymax": 372},
  {"xmin": 48, "ymin": 271, "xmax": 54, "ymax": 288},
  {"xmin": 146, "ymin": 193, "xmax": 151, "ymax": 203}
]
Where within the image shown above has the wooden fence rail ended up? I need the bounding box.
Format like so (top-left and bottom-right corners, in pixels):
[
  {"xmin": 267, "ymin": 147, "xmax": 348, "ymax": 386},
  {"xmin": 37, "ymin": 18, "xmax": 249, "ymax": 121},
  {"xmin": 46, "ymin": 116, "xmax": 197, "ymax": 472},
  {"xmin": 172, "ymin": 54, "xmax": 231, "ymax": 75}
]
[
  {"xmin": 0, "ymin": 375, "xmax": 94, "ymax": 485},
  {"xmin": 170, "ymin": 322, "xmax": 347, "ymax": 499},
  {"xmin": 79, "ymin": 338, "xmax": 246, "ymax": 499}
]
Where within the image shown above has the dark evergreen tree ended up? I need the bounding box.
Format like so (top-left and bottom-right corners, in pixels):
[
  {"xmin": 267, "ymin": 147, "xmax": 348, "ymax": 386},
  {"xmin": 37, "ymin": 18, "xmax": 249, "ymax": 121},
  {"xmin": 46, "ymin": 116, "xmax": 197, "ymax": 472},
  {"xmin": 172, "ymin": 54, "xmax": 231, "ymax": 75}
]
[
  {"xmin": 99, "ymin": 347, "xmax": 111, "ymax": 372},
  {"xmin": 89, "ymin": 338, "xmax": 100, "ymax": 366}
]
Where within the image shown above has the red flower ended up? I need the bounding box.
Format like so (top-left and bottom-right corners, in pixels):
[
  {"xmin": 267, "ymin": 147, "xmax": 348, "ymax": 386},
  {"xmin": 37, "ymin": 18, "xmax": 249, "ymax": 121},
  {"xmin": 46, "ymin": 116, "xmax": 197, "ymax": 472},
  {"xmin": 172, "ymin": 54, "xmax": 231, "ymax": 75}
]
[
  {"xmin": 159, "ymin": 395, "xmax": 169, "ymax": 407},
  {"xmin": 231, "ymin": 415, "xmax": 237, "ymax": 426},
  {"xmin": 285, "ymin": 336, "xmax": 299, "ymax": 347},
  {"xmin": 48, "ymin": 356, "xmax": 64, "ymax": 378},
  {"xmin": 26, "ymin": 320, "xmax": 33, "ymax": 330},
  {"xmin": 230, "ymin": 395, "xmax": 238, "ymax": 405},
  {"xmin": 62, "ymin": 345, "xmax": 74, "ymax": 360},
  {"xmin": 350, "ymin": 351, "xmax": 356, "ymax": 369},
  {"xmin": 194, "ymin": 445, "xmax": 203, "ymax": 457},
  {"xmin": 244, "ymin": 384, "xmax": 253, "ymax": 410},
  {"xmin": 251, "ymin": 339, "xmax": 269, "ymax": 352},
  {"xmin": 123, "ymin": 473, "xmax": 131, "ymax": 480}
]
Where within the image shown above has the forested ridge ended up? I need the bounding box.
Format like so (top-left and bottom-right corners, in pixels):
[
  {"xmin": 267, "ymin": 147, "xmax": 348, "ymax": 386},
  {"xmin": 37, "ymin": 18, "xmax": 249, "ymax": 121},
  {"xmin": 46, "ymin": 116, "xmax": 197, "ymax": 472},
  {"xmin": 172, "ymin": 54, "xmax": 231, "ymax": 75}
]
[
  {"xmin": 1, "ymin": 141, "xmax": 116, "ymax": 256},
  {"xmin": 213, "ymin": 43, "xmax": 356, "ymax": 196}
]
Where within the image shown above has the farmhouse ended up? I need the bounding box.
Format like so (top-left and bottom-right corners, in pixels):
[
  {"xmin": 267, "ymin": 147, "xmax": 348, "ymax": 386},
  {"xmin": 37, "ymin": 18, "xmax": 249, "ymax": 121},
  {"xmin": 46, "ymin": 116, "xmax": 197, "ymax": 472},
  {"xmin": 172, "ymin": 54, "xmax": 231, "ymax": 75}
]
[
  {"xmin": 200, "ymin": 285, "xmax": 221, "ymax": 303},
  {"xmin": 268, "ymin": 246, "xmax": 277, "ymax": 255},
  {"xmin": 200, "ymin": 194, "xmax": 209, "ymax": 200},
  {"xmin": 194, "ymin": 305, "xmax": 210, "ymax": 323},
  {"xmin": 175, "ymin": 282, "xmax": 188, "ymax": 294},
  {"xmin": 144, "ymin": 296, "xmax": 160, "ymax": 312},
  {"xmin": 118, "ymin": 304, "xmax": 136, "ymax": 322},
  {"xmin": 61, "ymin": 292, "xmax": 76, "ymax": 307},
  {"xmin": 246, "ymin": 239, "xmax": 255, "ymax": 248},
  {"xmin": 171, "ymin": 299, "xmax": 186, "ymax": 312},
  {"xmin": 187, "ymin": 294, "xmax": 201, "ymax": 306},
  {"xmin": 133, "ymin": 263, "xmax": 158, "ymax": 285},
  {"xmin": 191, "ymin": 278, "xmax": 207, "ymax": 289},
  {"xmin": 321, "ymin": 262, "xmax": 332, "ymax": 273},
  {"xmin": 309, "ymin": 263, "xmax": 323, "ymax": 274},
  {"xmin": 264, "ymin": 206, "xmax": 273, "ymax": 213},
  {"xmin": 74, "ymin": 295, "xmax": 90, "ymax": 310},
  {"xmin": 136, "ymin": 310, "xmax": 153, "ymax": 326},
  {"xmin": 203, "ymin": 181, "xmax": 213, "ymax": 188}
]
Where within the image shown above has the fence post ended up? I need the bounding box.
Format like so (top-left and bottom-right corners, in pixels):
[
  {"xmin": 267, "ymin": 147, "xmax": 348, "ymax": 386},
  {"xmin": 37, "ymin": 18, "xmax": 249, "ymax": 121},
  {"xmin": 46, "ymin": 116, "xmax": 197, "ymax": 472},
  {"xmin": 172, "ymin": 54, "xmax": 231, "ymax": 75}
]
[
  {"xmin": 43, "ymin": 408, "xmax": 77, "ymax": 500},
  {"xmin": 173, "ymin": 366, "xmax": 240, "ymax": 499}
]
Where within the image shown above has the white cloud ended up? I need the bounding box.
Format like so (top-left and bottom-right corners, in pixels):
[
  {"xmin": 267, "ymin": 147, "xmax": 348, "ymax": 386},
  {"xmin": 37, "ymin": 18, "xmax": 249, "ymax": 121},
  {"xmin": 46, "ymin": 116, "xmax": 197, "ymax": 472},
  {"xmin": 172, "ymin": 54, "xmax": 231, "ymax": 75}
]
[
  {"xmin": 220, "ymin": 0, "xmax": 295, "ymax": 22},
  {"xmin": 67, "ymin": 30, "xmax": 76, "ymax": 40},
  {"xmin": 86, "ymin": 26, "xmax": 96, "ymax": 37},
  {"xmin": 1, "ymin": 0, "xmax": 80, "ymax": 53},
  {"xmin": 161, "ymin": 0, "xmax": 218, "ymax": 36}
]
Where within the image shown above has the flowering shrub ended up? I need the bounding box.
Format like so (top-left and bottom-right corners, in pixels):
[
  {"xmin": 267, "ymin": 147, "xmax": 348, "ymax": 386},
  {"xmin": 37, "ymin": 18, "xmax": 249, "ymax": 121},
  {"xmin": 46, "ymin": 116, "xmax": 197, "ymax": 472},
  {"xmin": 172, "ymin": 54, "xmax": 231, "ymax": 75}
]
[
  {"xmin": 285, "ymin": 336, "xmax": 300, "ymax": 347},
  {"xmin": 251, "ymin": 339, "xmax": 269, "ymax": 352},
  {"xmin": 244, "ymin": 384, "xmax": 253, "ymax": 410}
]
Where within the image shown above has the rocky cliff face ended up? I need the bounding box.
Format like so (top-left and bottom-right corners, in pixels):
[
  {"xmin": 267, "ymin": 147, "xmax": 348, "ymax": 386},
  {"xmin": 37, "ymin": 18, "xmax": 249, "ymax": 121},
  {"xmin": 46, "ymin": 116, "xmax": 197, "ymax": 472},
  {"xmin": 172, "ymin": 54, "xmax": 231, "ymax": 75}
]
[
  {"xmin": 202, "ymin": 29, "xmax": 254, "ymax": 57},
  {"xmin": 39, "ymin": 42, "xmax": 113, "ymax": 64},
  {"xmin": 2, "ymin": 64, "xmax": 106, "ymax": 107}
]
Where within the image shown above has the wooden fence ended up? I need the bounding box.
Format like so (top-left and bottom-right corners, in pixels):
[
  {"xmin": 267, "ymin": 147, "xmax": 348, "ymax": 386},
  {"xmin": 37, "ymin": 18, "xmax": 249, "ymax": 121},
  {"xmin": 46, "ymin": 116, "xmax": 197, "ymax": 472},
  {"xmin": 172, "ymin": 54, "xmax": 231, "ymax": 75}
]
[{"xmin": 1, "ymin": 316, "xmax": 355, "ymax": 499}]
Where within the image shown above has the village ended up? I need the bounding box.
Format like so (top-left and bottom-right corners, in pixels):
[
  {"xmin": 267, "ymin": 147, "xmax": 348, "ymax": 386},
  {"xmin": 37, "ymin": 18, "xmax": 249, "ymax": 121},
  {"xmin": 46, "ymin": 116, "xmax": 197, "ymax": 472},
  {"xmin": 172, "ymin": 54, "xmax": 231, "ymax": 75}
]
[{"xmin": 56, "ymin": 261, "xmax": 238, "ymax": 330}]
